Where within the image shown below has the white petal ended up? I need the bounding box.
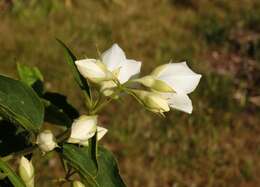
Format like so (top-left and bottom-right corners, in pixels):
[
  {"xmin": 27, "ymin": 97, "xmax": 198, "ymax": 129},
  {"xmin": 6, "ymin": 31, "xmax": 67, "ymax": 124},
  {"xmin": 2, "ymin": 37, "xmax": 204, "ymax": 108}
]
[
  {"xmin": 69, "ymin": 116, "xmax": 97, "ymax": 142},
  {"xmin": 97, "ymin": 126, "xmax": 108, "ymax": 141},
  {"xmin": 75, "ymin": 59, "xmax": 106, "ymax": 80},
  {"xmin": 118, "ymin": 60, "xmax": 141, "ymax": 83},
  {"xmin": 157, "ymin": 62, "xmax": 202, "ymax": 94},
  {"xmin": 101, "ymin": 43, "xmax": 126, "ymax": 71},
  {"xmin": 164, "ymin": 92, "xmax": 193, "ymax": 114},
  {"xmin": 36, "ymin": 130, "xmax": 57, "ymax": 152}
]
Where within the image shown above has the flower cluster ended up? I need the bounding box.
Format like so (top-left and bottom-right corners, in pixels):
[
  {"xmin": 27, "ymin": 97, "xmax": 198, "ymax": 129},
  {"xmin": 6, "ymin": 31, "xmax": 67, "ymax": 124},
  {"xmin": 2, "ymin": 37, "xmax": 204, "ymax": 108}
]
[
  {"xmin": 76, "ymin": 43, "xmax": 201, "ymax": 114},
  {"xmin": 20, "ymin": 43, "xmax": 201, "ymax": 187},
  {"xmin": 34, "ymin": 44, "xmax": 201, "ymax": 154}
]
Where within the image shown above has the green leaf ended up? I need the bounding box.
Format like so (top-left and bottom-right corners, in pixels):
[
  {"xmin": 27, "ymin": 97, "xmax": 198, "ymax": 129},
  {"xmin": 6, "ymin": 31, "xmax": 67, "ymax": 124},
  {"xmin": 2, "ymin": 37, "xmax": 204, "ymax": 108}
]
[
  {"xmin": 0, "ymin": 75, "xmax": 44, "ymax": 133},
  {"xmin": 17, "ymin": 63, "xmax": 43, "ymax": 86},
  {"xmin": 56, "ymin": 39, "xmax": 91, "ymax": 98},
  {"xmin": 62, "ymin": 144, "xmax": 98, "ymax": 186},
  {"xmin": 43, "ymin": 92, "xmax": 79, "ymax": 120},
  {"xmin": 42, "ymin": 92, "xmax": 79, "ymax": 128},
  {"xmin": 95, "ymin": 147, "xmax": 126, "ymax": 187},
  {"xmin": 62, "ymin": 144, "xmax": 126, "ymax": 187},
  {"xmin": 17, "ymin": 63, "xmax": 44, "ymax": 95},
  {"xmin": 0, "ymin": 158, "xmax": 26, "ymax": 187},
  {"xmin": 42, "ymin": 99, "xmax": 72, "ymax": 128},
  {"xmin": 89, "ymin": 133, "xmax": 99, "ymax": 175}
]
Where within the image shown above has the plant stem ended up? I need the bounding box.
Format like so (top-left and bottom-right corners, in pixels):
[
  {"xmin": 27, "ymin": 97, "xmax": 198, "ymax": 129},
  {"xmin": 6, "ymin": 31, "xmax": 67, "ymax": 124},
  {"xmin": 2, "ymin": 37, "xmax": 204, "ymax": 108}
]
[
  {"xmin": 56, "ymin": 129, "xmax": 71, "ymax": 143},
  {"xmin": 90, "ymin": 97, "xmax": 113, "ymax": 114}
]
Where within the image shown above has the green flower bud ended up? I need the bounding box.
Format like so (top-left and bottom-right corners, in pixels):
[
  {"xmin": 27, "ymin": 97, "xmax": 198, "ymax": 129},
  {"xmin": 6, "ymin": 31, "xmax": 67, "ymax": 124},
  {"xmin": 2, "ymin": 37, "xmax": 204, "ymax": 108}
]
[
  {"xmin": 72, "ymin": 180, "xmax": 85, "ymax": 187},
  {"xmin": 135, "ymin": 75, "xmax": 174, "ymax": 92},
  {"xmin": 131, "ymin": 90, "xmax": 170, "ymax": 114},
  {"xmin": 19, "ymin": 156, "xmax": 34, "ymax": 187}
]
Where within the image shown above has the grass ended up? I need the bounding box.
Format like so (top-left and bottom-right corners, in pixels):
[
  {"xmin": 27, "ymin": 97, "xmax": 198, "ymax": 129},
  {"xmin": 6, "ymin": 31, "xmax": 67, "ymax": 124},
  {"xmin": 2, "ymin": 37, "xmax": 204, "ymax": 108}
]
[{"xmin": 0, "ymin": 0, "xmax": 260, "ymax": 186}]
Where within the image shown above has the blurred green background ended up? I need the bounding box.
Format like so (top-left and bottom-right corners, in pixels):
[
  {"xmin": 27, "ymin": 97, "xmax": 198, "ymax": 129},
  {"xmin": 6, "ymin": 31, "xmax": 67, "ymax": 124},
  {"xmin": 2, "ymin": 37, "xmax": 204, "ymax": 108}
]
[{"xmin": 0, "ymin": 0, "xmax": 260, "ymax": 186}]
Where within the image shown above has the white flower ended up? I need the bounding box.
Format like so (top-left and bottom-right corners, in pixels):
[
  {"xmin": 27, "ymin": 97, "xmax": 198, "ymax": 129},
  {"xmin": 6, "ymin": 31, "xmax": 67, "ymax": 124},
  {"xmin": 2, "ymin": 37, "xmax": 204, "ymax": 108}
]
[
  {"xmin": 75, "ymin": 59, "xmax": 112, "ymax": 83},
  {"xmin": 67, "ymin": 115, "xmax": 107, "ymax": 146},
  {"xmin": 131, "ymin": 90, "xmax": 170, "ymax": 114},
  {"xmin": 101, "ymin": 44, "xmax": 142, "ymax": 84},
  {"xmin": 136, "ymin": 62, "xmax": 201, "ymax": 113},
  {"xmin": 36, "ymin": 130, "xmax": 58, "ymax": 153},
  {"xmin": 79, "ymin": 126, "xmax": 108, "ymax": 146},
  {"xmin": 75, "ymin": 44, "xmax": 141, "ymax": 86},
  {"xmin": 73, "ymin": 180, "xmax": 85, "ymax": 187},
  {"xmin": 19, "ymin": 156, "xmax": 34, "ymax": 187}
]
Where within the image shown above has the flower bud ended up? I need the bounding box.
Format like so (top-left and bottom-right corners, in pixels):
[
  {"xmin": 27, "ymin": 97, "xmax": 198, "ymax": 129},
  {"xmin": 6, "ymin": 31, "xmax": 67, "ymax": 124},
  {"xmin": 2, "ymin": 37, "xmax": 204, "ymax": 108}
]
[
  {"xmin": 100, "ymin": 80, "xmax": 117, "ymax": 96},
  {"xmin": 134, "ymin": 75, "xmax": 174, "ymax": 92},
  {"xmin": 36, "ymin": 130, "xmax": 58, "ymax": 153},
  {"xmin": 72, "ymin": 180, "xmax": 85, "ymax": 187},
  {"xmin": 131, "ymin": 90, "xmax": 170, "ymax": 114},
  {"xmin": 19, "ymin": 156, "xmax": 34, "ymax": 187},
  {"xmin": 68, "ymin": 115, "xmax": 97, "ymax": 146},
  {"xmin": 75, "ymin": 59, "xmax": 113, "ymax": 83}
]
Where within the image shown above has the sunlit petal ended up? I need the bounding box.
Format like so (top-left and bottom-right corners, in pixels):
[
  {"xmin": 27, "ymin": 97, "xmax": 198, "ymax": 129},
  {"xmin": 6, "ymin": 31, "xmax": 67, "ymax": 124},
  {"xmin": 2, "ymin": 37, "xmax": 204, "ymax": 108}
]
[
  {"xmin": 101, "ymin": 43, "xmax": 126, "ymax": 71},
  {"xmin": 118, "ymin": 59, "xmax": 141, "ymax": 83},
  {"xmin": 157, "ymin": 62, "xmax": 202, "ymax": 94}
]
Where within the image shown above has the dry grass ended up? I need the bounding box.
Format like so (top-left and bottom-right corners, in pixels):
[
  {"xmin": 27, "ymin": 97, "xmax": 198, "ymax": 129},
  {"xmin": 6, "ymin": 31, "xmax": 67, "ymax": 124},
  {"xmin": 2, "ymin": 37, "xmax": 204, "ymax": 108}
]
[{"xmin": 0, "ymin": 0, "xmax": 260, "ymax": 186}]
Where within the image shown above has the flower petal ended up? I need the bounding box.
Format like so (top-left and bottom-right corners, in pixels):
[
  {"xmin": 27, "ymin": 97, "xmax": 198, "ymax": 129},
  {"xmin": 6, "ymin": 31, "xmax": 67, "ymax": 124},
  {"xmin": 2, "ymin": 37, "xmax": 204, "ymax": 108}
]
[
  {"xmin": 97, "ymin": 126, "xmax": 108, "ymax": 141},
  {"xmin": 118, "ymin": 59, "xmax": 142, "ymax": 83},
  {"xmin": 75, "ymin": 59, "xmax": 107, "ymax": 82},
  {"xmin": 164, "ymin": 92, "xmax": 193, "ymax": 114},
  {"xmin": 157, "ymin": 62, "xmax": 202, "ymax": 94},
  {"xmin": 101, "ymin": 43, "xmax": 126, "ymax": 71},
  {"xmin": 68, "ymin": 115, "xmax": 97, "ymax": 143}
]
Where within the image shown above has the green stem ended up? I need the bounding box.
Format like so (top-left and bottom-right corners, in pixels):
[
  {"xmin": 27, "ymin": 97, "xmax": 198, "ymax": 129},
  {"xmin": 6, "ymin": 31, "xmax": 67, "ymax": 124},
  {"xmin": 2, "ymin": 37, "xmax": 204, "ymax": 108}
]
[
  {"xmin": 56, "ymin": 129, "xmax": 71, "ymax": 143},
  {"xmin": 91, "ymin": 83, "xmax": 129, "ymax": 114},
  {"xmin": 66, "ymin": 170, "xmax": 77, "ymax": 180},
  {"xmin": 90, "ymin": 97, "xmax": 113, "ymax": 114}
]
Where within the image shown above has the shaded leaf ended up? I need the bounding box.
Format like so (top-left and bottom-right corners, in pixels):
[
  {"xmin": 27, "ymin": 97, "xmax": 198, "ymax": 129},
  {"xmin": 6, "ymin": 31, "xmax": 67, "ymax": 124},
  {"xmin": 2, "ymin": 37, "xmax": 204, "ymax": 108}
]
[
  {"xmin": 62, "ymin": 144, "xmax": 98, "ymax": 186},
  {"xmin": 56, "ymin": 39, "xmax": 91, "ymax": 97},
  {"xmin": 89, "ymin": 133, "xmax": 98, "ymax": 176},
  {"xmin": 42, "ymin": 92, "xmax": 79, "ymax": 128},
  {"xmin": 0, "ymin": 75, "xmax": 44, "ymax": 133},
  {"xmin": 43, "ymin": 92, "xmax": 79, "ymax": 120},
  {"xmin": 0, "ymin": 121, "xmax": 31, "ymax": 157},
  {"xmin": 62, "ymin": 144, "xmax": 126, "ymax": 187},
  {"xmin": 0, "ymin": 178, "xmax": 13, "ymax": 187},
  {"xmin": 42, "ymin": 99, "xmax": 72, "ymax": 128}
]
